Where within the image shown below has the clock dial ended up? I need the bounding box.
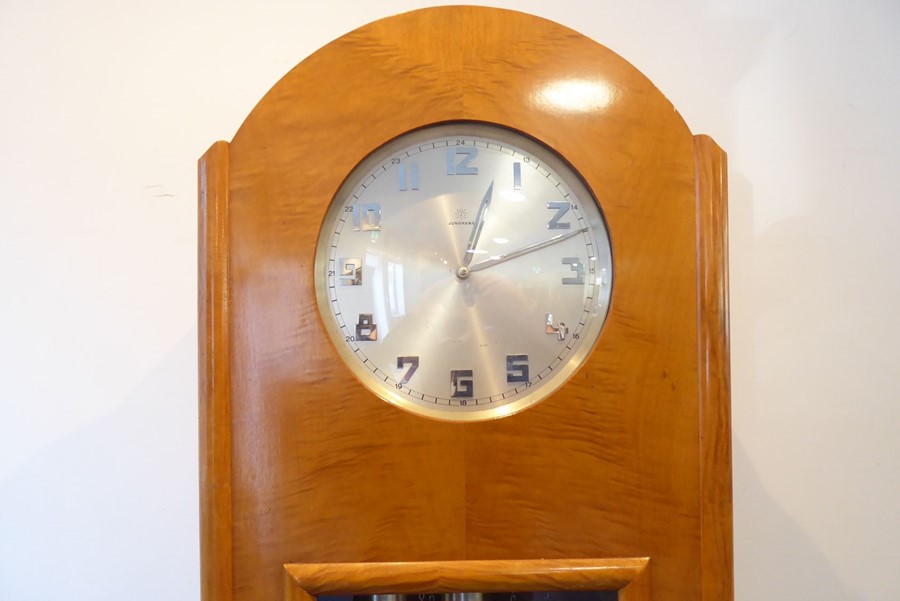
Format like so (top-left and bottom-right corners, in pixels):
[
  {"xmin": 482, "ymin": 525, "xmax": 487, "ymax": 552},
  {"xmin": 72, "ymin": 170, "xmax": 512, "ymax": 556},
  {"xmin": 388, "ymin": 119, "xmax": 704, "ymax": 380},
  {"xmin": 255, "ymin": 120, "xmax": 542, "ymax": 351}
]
[{"xmin": 314, "ymin": 122, "xmax": 613, "ymax": 421}]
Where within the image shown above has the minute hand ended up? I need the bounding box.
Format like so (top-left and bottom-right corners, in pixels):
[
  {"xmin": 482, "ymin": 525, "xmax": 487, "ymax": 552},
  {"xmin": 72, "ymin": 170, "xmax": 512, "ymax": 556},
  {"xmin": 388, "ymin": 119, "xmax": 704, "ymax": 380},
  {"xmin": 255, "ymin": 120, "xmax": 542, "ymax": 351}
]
[{"xmin": 467, "ymin": 227, "xmax": 589, "ymax": 273}]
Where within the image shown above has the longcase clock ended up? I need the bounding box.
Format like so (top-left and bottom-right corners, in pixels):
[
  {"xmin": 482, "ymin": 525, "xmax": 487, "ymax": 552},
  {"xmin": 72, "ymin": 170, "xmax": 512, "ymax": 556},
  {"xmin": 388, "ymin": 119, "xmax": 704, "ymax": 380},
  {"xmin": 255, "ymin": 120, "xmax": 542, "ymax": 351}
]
[{"xmin": 198, "ymin": 7, "xmax": 732, "ymax": 601}]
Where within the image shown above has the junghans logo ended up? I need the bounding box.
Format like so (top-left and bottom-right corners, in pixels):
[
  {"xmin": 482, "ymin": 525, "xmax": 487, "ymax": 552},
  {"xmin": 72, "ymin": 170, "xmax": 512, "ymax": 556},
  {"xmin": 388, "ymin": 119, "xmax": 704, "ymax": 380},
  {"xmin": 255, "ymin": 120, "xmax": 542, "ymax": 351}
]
[{"xmin": 449, "ymin": 208, "xmax": 475, "ymax": 226}]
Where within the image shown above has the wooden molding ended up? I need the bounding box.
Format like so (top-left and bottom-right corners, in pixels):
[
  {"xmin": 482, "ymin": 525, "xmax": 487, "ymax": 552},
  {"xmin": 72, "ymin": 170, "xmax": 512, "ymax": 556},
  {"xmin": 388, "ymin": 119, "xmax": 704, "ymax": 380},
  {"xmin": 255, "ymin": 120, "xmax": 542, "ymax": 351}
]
[
  {"xmin": 694, "ymin": 134, "xmax": 733, "ymax": 601},
  {"xmin": 199, "ymin": 140, "xmax": 234, "ymax": 601},
  {"xmin": 284, "ymin": 559, "xmax": 650, "ymax": 599}
]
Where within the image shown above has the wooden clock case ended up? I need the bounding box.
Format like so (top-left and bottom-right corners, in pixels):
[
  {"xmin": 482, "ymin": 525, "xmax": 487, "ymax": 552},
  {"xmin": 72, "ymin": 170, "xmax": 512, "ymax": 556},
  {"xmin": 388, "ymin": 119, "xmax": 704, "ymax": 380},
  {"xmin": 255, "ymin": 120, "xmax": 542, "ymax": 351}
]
[{"xmin": 199, "ymin": 6, "xmax": 732, "ymax": 601}]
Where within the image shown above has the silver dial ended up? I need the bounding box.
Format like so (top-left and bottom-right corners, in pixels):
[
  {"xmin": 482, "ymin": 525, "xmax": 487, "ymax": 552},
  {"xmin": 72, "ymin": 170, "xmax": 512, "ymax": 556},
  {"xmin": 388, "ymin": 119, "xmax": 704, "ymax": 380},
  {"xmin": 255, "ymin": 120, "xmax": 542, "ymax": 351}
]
[{"xmin": 315, "ymin": 122, "xmax": 613, "ymax": 421}]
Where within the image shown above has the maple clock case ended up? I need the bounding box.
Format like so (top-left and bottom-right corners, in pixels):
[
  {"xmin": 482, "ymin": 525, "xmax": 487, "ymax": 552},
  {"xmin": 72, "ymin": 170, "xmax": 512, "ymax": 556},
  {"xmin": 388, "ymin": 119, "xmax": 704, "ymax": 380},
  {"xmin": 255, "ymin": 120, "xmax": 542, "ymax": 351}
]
[{"xmin": 198, "ymin": 6, "xmax": 732, "ymax": 601}]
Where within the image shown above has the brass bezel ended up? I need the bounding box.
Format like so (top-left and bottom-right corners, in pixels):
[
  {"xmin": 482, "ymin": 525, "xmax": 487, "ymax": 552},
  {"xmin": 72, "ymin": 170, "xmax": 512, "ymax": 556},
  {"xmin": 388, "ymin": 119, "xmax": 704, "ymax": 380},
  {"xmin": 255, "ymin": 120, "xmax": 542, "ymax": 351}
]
[{"xmin": 313, "ymin": 121, "xmax": 613, "ymax": 422}]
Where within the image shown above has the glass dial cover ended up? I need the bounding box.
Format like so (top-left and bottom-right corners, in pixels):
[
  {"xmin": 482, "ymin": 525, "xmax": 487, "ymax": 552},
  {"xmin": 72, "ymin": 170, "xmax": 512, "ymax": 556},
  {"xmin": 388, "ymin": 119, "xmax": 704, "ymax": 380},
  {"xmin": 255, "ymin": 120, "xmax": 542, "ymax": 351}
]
[{"xmin": 314, "ymin": 122, "xmax": 613, "ymax": 421}]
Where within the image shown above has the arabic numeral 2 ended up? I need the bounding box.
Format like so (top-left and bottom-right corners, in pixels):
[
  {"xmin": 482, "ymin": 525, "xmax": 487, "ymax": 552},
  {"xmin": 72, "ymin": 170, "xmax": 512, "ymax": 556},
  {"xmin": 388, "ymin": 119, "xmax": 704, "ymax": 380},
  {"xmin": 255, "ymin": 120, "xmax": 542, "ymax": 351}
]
[{"xmin": 446, "ymin": 147, "xmax": 478, "ymax": 175}]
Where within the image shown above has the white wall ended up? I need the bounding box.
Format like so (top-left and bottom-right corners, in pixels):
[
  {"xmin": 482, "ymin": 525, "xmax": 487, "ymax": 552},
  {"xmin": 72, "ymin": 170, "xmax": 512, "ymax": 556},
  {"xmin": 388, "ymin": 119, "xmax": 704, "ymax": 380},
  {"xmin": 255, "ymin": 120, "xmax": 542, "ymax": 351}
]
[{"xmin": 1, "ymin": 1, "xmax": 898, "ymax": 599}]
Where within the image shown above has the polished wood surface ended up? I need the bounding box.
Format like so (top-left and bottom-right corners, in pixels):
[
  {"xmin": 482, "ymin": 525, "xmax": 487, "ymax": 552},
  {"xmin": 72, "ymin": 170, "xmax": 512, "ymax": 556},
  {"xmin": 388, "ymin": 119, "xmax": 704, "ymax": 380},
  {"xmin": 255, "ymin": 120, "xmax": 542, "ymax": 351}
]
[
  {"xmin": 199, "ymin": 6, "xmax": 731, "ymax": 601},
  {"xmin": 695, "ymin": 135, "xmax": 733, "ymax": 601},
  {"xmin": 198, "ymin": 140, "xmax": 233, "ymax": 601},
  {"xmin": 284, "ymin": 558, "xmax": 648, "ymax": 600}
]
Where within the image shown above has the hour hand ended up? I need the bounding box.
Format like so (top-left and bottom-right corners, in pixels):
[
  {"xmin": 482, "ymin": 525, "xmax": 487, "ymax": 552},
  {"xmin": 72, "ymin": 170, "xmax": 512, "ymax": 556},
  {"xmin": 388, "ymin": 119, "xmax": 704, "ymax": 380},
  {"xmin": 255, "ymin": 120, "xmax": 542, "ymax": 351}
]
[{"xmin": 462, "ymin": 181, "xmax": 494, "ymax": 267}]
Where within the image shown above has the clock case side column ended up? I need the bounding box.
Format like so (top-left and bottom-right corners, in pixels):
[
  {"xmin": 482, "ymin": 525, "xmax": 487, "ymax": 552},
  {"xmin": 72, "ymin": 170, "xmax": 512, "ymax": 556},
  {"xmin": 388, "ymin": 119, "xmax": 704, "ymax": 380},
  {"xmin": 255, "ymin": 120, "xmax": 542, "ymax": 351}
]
[
  {"xmin": 694, "ymin": 134, "xmax": 734, "ymax": 601},
  {"xmin": 199, "ymin": 140, "xmax": 234, "ymax": 601}
]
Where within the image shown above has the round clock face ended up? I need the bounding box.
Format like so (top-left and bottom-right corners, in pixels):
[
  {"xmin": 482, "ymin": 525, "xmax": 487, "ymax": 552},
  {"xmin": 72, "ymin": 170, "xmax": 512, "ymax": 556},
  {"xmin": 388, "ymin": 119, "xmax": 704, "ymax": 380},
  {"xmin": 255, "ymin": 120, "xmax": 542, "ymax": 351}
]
[{"xmin": 314, "ymin": 122, "xmax": 613, "ymax": 421}]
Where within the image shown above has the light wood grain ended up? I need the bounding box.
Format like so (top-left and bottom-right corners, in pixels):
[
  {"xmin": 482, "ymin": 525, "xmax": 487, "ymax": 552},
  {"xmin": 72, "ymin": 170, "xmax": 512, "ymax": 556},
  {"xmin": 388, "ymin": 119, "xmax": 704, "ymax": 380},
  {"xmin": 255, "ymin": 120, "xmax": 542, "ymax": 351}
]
[
  {"xmin": 199, "ymin": 6, "xmax": 731, "ymax": 601},
  {"xmin": 198, "ymin": 140, "xmax": 234, "ymax": 601},
  {"xmin": 695, "ymin": 135, "xmax": 734, "ymax": 601}
]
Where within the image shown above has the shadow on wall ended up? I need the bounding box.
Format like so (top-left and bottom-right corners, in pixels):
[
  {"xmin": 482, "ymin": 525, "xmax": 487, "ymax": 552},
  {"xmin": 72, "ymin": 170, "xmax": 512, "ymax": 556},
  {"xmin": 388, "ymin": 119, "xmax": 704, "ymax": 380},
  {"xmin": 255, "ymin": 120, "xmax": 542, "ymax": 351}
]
[
  {"xmin": 732, "ymin": 440, "xmax": 862, "ymax": 601},
  {"xmin": 728, "ymin": 171, "xmax": 865, "ymax": 601},
  {"xmin": 0, "ymin": 332, "xmax": 199, "ymax": 601}
]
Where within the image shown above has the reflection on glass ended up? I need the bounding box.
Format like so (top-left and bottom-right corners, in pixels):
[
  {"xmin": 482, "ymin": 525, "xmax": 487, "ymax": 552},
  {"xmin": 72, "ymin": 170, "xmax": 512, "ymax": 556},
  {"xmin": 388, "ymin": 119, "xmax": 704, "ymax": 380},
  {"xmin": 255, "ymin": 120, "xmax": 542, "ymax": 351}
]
[{"xmin": 388, "ymin": 261, "xmax": 406, "ymax": 317}]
